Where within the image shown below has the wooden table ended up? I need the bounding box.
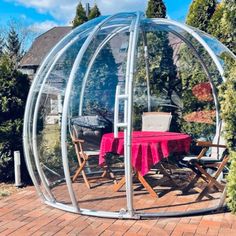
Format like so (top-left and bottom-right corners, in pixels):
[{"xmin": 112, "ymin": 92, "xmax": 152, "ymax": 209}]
[{"xmin": 99, "ymin": 131, "xmax": 191, "ymax": 197}]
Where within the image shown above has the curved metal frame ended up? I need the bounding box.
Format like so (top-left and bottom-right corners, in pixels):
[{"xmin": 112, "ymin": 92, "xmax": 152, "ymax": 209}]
[
  {"xmin": 61, "ymin": 12, "xmax": 138, "ymax": 215},
  {"xmin": 23, "ymin": 12, "xmax": 235, "ymax": 219},
  {"xmin": 152, "ymin": 19, "xmax": 224, "ymax": 128},
  {"xmin": 22, "ymin": 19, "xmax": 104, "ymax": 202},
  {"xmin": 78, "ymin": 25, "xmax": 129, "ymax": 115},
  {"xmin": 161, "ymin": 26, "xmax": 221, "ymax": 129},
  {"xmin": 31, "ymin": 29, "xmax": 91, "ymax": 203},
  {"xmin": 31, "ymin": 24, "xmax": 129, "ymax": 204}
]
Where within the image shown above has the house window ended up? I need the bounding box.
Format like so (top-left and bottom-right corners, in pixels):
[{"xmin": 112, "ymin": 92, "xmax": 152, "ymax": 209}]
[
  {"xmin": 119, "ymin": 42, "xmax": 128, "ymax": 53},
  {"xmin": 50, "ymin": 99, "xmax": 58, "ymax": 114}
]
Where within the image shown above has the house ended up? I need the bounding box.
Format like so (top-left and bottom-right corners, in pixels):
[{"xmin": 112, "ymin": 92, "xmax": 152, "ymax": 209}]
[
  {"xmin": 20, "ymin": 26, "xmax": 72, "ymax": 125},
  {"xmin": 20, "ymin": 26, "xmax": 72, "ymax": 79}
]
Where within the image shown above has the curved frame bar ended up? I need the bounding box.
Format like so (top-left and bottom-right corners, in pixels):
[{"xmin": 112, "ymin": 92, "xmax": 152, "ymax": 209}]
[
  {"xmin": 152, "ymin": 19, "xmax": 223, "ymax": 128},
  {"xmin": 61, "ymin": 13, "xmax": 137, "ymax": 214},
  {"xmin": 31, "ymin": 30, "xmax": 91, "ymax": 202},
  {"xmin": 192, "ymin": 28, "xmax": 236, "ymax": 61},
  {"xmin": 163, "ymin": 27, "xmax": 221, "ymax": 130},
  {"xmin": 78, "ymin": 25, "xmax": 130, "ymax": 116},
  {"xmin": 31, "ymin": 25, "xmax": 120, "ymax": 203},
  {"xmin": 153, "ymin": 19, "xmax": 225, "ymax": 78},
  {"xmin": 140, "ymin": 19, "xmax": 228, "ymax": 216},
  {"xmin": 23, "ymin": 13, "xmax": 234, "ymax": 219},
  {"xmin": 141, "ymin": 30, "xmax": 151, "ymax": 112},
  {"xmin": 124, "ymin": 11, "xmax": 142, "ymax": 217},
  {"xmin": 23, "ymin": 22, "xmax": 98, "ymax": 201}
]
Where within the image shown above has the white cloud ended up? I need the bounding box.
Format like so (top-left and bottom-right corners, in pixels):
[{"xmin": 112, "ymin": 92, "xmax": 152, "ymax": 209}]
[
  {"xmin": 19, "ymin": 14, "xmax": 26, "ymax": 19},
  {"xmin": 28, "ymin": 20, "xmax": 58, "ymax": 33},
  {"xmin": 7, "ymin": 0, "xmax": 148, "ymax": 24}
]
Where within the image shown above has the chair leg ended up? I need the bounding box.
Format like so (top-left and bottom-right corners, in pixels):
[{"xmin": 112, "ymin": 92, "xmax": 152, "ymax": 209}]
[
  {"xmin": 101, "ymin": 170, "xmax": 107, "ymax": 178},
  {"xmin": 113, "ymin": 173, "xmax": 157, "ymax": 198},
  {"xmin": 72, "ymin": 162, "xmax": 91, "ymax": 189},
  {"xmin": 195, "ymin": 158, "xmax": 229, "ymax": 201},
  {"xmin": 73, "ymin": 141, "xmax": 91, "ymax": 189},
  {"xmin": 195, "ymin": 164, "xmax": 224, "ymax": 191},
  {"xmin": 182, "ymin": 173, "xmax": 200, "ymax": 194},
  {"xmin": 159, "ymin": 163, "xmax": 178, "ymax": 187},
  {"xmin": 108, "ymin": 169, "xmax": 117, "ymax": 184},
  {"xmin": 196, "ymin": 177, "xmax": 223, "ymax": 201},
  {"xmin": 196, "ymin": 184, "xmax": 211, "ymax": 201},
  {"xmin": 113, "ymin": 176, "xmax": 126, "ymax": 192},
  {"xmin": 72, "ymin": 160, "xmax": 86, "ymax": 182},
  {"xmin": 100, "ymin": 166, "xmax": 117, "ymax": 184},
  {"xmin": 81, "ymin": 170, "xmax": 91, "ymax": 189}
]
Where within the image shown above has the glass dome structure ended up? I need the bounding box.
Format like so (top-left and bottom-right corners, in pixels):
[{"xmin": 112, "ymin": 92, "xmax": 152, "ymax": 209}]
[{"xmin": 23, "ymin": 12, "xmax": 236, "ymax": 219}]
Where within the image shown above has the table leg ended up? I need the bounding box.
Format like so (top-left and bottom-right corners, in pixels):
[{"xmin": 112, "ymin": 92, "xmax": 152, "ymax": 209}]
[
  {"xmin": 137, "ymin": 172, "xmax": 157, "ymax": 197},
  {"xmin": 113, "ymin": 173, "xmax": 157, "ymax": 198}
]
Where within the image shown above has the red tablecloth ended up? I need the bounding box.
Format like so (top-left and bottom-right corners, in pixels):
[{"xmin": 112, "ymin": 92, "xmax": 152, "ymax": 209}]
[{"xmin": 99, "ymin": 131, "xmax": 191, "ymax": 176}]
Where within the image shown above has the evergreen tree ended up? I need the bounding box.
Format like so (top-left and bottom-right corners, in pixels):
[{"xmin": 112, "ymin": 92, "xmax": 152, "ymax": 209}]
[
  {"xmin": 177, "ymin": 0, "xmax": 219, "ymax": 140},
  {"xmin": 73, "ymin": 2, "xmax": 87, "ymax": 28},
  {"xmin": 186, "ymin": 0, "xmax": 217, "ymax": 32},
  {"xmin": 0, "ymin": 37, "xmax": 4, "ymax": 56},
  {"xmin": 146, "ymin": 0, "xmax": 166, "ymax": 18},
  {"xmin": 133, "ymin": 0, "xmax": 179, "ymax": 130},
  {"xmin": 5, "ymin": 27, "xmax": 23, "ymax": 67},
  {"xmin": 83, "ymin": 43, "xmax": 118, "ymax": 119},
  {"xmin": 178, "ymin": 45, "xmax": 217, "ymax": 140},
  {"xmin": 88, "ymin": 4, "xmax": 101, "ymax": 20},
  {"xmin": 219, "ymin": 0, "xmax": 236, "ymax": 54},
  {"xmin": 208, "ymin": 2, "xmax": 224, "ymax": 38},
  {"xmin": 0, "ymin": 54, "xmax": 30, "ymax": 182},
  {"xmin": 217, "ymin": 1, "xmax": 236, "ymax": 214},
  {"xmin": 219, "ymin": 57, "xmax": 236, "ymax": 213}
]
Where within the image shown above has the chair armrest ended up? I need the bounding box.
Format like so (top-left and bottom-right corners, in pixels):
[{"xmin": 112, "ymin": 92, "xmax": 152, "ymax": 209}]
[
  {"xmin": 196, "ymin": 141, "xmax": 227, "ymax": 148},
  {"xmin": 196, "ymin": 141, "xmax": 212, "ymax": 146},
  {"xmin": 73, "ymin": 138, "xmax": 85, "ymax": 144}
]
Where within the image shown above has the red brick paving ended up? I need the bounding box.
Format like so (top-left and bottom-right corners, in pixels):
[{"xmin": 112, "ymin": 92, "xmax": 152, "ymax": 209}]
[{"xmin": 0, "ymin": 186, "xmax": 236, "ymax": 235}]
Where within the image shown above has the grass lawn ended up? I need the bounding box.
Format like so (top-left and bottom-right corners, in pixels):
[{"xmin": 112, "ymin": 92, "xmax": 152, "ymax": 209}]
[{"xmin": 0, "ymin": 183, "xmax": 21, "ymax": 199}]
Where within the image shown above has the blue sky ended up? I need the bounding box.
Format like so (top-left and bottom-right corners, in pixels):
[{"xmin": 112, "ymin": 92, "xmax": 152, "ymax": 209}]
[{"xmin": 0, "ymin": 0, "xmax": 192, "ymax": 34}]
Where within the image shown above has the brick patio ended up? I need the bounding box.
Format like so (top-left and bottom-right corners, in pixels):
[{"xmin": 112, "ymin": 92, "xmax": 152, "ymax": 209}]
[{"xmin": 1, "ymin": 185, "xmax": 236, "ymax": 236}]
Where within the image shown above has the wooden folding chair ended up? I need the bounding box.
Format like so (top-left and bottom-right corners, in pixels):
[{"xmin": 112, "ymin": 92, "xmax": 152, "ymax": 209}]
[
  {"xmin": 182, "ymin": 122, "xmax": 228, "ymax": 201},
  {"xmin": 71, "ymin": 126, "xmax": 116, "ymax": 189}
]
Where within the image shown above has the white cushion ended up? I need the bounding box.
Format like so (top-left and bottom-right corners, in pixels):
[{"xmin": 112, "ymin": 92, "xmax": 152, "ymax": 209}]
[
  {"xmin": 142, "ymin": 112, "xmax": 172, "ymax": 132},
  {"xmin": 82, "ymin": 150, "xmax": 100, "ymax": 156},
  {"xmin": 183, "ymin": 155, "xmax": 216, "ymax": 162}
]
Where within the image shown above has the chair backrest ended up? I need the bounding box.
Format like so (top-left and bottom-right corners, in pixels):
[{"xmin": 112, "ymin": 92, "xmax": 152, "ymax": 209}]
[
  {"xmin": 211, "ymin": 121, "xmax": 226, "ymax": 160},
  {"xmin": 70, "ymin": 116, "xmax": 111, "ymax": 151},
  {"xmin": 142, "ymin": 112, "xmax": 172, "ymax": 132},
  {"xmin": 70, "ymin": 126, "xmax": 84, "ymax": 153}
]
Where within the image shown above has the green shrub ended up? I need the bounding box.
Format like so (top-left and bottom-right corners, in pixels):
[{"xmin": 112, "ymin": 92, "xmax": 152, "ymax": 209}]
[
  {"xmin": 219, "ymin": 58, "xmax": 236, "ymax": 213},
  {"xmin": 0, "ymin": 55, "xmax": 30, "ymax": 183}
]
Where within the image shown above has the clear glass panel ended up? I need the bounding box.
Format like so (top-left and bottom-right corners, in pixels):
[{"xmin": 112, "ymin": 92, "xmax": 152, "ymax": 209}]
[
  {"xmin": 192, "ymin": 28, "xmax": 236, "ymax": 67},
  {"xmin": 67, "ymin": 15, "xmax": 134, "ymax": 212},
  {"xmin": 25, "ymin": 16, "xmax": 107, "ymax": 205},
  {"xmin": 26, "ymin": 52, "xmax": 66, "ymax": 200},
  {"xmin": 132, "ymin": 20, "xmax": 223, "ymax": 214},
  {"xmin": 36, "ymin": 36, "xmax": 88, "ymax": 204},
  {"xmin": 24, "ymin": 14, "xmax": 231, "ymax": 216}
]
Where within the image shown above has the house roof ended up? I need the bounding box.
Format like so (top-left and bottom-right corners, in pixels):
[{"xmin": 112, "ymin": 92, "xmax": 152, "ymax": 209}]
[{"xmin": 20, "ymin": 26, "xmax": 72, "ymax": 67}]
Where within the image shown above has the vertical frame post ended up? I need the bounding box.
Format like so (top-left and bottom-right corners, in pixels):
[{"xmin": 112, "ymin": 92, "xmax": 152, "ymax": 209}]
[{"xmin": 124, "ymin": 11, "xmax": 142, "ymax": 217}]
